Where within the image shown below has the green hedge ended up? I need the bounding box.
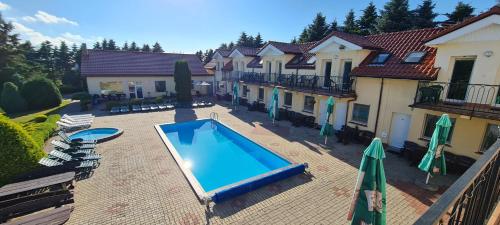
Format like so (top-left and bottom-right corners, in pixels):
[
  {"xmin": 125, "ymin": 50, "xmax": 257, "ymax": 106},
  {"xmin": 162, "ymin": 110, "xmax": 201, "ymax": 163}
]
[
  {"xmin": 32, "ymin": 115, "xmax": 48, "ymax": 123},
  {"xmin": 21, "ymin": 77, "xmax": 62, "ymax": 110},
  {"xmin": 0, "ymin": 116, "xmax": 46, "ymax": 185},
  {"xmin": 0, "ymin": 82, "xmax": 27, "ymax": 114},
  {"xmin": 23, "ymin": 114, "xmax": 60, "ymax": 146},
  {"xmin": 71, "ymin": 92, "xmax": 92, "ymax": 101}
]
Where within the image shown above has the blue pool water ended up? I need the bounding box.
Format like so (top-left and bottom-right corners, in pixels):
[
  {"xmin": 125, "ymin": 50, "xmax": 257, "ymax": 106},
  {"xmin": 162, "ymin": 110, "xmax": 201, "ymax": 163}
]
[
  {"xmin": 70, "ymin": 128, "xmax": 121, "ymax": 142},
  {"xmin": 159, "ymin": 120, "xmax": 293, "ymax": 192}
]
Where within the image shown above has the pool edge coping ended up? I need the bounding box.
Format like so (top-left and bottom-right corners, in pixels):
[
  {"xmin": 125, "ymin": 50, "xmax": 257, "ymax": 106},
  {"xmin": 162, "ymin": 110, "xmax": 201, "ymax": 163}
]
[{"xmin": 154, "ymin": 118, "xmax": 307, "ymax": 203}]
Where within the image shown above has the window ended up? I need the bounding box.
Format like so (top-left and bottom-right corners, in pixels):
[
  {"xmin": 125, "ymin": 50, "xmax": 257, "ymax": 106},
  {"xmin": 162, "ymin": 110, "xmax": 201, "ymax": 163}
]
[
  {"xmin": 303, "ymin": 96, "xmax": 315, "ymax": 112},
  {"xmin": 258, "ymin": 88, "xmax": 264, "ymax": 100},
  {"xmin": 422, "ymin": 114, "xmax": 456, "ymax": 142},
  {"xmin": 352, "ymin": 104, "xmax": 370, "ymax": 124},
  {"xmin": 404, "ymin": 51, "xmax": 426, "ymax": 63},
  {"xmin": 371, "ymin": 53, "xmax": 390, "ymax": 64},
  {"xmin": 242, "ymin": 85, "xmax": 247, "ymax": 97},
  {"xmin": 240, "ymin": 62, "xmax": 244, "ymax": 72},
  {"xmin": 99, "ymin": 81, "xmax": 124, "ymax": 93},
  {"xmin": 267, "ymin": 62, "xmax": 272, "ymax": 74},
  {"xmin": 284, "ymin": 92, "xmax": 292, "ymax": 106},
  {"xmin": 277, "ymin": 62, "xmax": 282, "ymax": 75},
  {"xmin": 481, "ymin": 124, "xmax": 500, "ymax": 152},
  {"xmin": 155, "ymin": 81, "xmax": 166, "ymax": 92},
  {"xmin": 235, "ymin": 62, "xmax": 239, "ymax": 71}
]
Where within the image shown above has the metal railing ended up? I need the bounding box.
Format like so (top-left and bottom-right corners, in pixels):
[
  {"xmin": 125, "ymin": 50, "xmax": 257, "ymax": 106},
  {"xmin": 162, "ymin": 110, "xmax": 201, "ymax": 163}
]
[
  {"xmin": 223, "ymin": 71, "xmax": 356, "ymax": 96},
  {"xmin": 413, "ymin": 81, "xmax": 500, "ymax": 119},
  {"xmin": 414, "ymin": 139, "xmax": 500, "ymax": 225}
]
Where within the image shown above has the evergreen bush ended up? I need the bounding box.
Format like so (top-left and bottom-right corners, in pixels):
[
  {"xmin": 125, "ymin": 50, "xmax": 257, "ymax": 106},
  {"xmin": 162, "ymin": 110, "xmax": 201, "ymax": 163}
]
[
  {"xmin": 21, "ymin": 77, "xmax": 62, "ymax": 110},
  {"xmin": 0, "ymin": 82, "xmax": 28, "ymax": 113},
  {"xmin": 174, "ymin": 61, "xmax": 193, "ymax": 103}
]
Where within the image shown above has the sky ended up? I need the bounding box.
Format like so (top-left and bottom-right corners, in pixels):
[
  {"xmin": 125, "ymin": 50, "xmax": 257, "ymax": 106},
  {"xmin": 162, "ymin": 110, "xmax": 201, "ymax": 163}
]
[{"xmin": 0, "ymin": 0, "xmax": 495, "ymax": 53}]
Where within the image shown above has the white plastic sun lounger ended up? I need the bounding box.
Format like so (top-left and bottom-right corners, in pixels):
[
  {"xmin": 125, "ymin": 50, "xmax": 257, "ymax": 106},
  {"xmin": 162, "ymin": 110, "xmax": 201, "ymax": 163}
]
[
  {"xmin": 132, "ymin": 105, "xmax": 141, "ymax": 112},
  {"xmin": 150, "ymin": 104, "xmax": 159, "ymax": 110},
  {"xmin": 62, "ymin": 116, "xmax": 93, "ymax": 124},
  {"xmin": 49, "ymin": 150, "xmax": 101, "ymax": 162},
  {"xmin": 60, "ymin": 118, "xmax": 92, "ymax": 126},
  {"xmin": 56, "ymin": 121, "xmax": 90, "ymax": 131},
  {"xmin": 158, "ymin": 104, "xmax": 167, "ymax": 110},
  {"xmin": 141, "ymin": 104, "xmax": 150, "ymax": 111},
  {"xmin": 63, "ymin": 114, "xmax": 94, "ymax": 119},
  {"xmin": 120, "ymin": 106, "xmax": 130, "ymax": 113},
  {"xmin": 110, "ymin": 107, "xmax": 120, "ymax": 114}
]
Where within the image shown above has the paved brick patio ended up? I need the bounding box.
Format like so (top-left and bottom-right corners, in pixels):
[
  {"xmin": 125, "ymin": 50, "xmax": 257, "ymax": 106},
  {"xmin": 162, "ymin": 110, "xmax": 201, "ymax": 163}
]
[{"xmin": 60, "ymin": 102, "xmax": 457, "ymax": 225}]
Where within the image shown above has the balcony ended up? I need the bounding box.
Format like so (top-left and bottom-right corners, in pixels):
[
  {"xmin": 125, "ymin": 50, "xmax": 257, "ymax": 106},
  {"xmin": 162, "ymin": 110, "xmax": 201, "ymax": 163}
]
[
  {"xmin": 223, "ymin": 71, "xmax": 356, "ymax": 97},
  {"xmin": 414, "ymin": 139, "xmax": 499, "ymax": 225},
  {"xmin": 412, "ymin": 81, "xmax": 500, "ymax": 120}
]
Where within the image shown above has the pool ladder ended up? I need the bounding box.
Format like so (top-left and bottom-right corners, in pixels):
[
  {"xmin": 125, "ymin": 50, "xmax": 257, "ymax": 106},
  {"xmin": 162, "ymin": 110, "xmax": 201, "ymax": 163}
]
[{"xmin": 210, "ymin": 112, "xmax": 219, "ymax": 129}]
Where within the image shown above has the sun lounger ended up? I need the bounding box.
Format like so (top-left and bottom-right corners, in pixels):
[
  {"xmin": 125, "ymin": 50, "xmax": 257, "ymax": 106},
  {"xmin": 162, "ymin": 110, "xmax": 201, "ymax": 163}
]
[
  {"xmin": 120, "ymin": 106, "xmax": 129, "ymax": 113},
  {"xmin": 141, "ymin": 104, "xmax": 150, "ymax": 111},
  {"xmin": 132, "ymin": 105, "xmax": 141, "ymax": 112},
  {"xmin": 63, "ymin": 113, "xmax": 93, "ymax": 118},
  {"xmin": 192, "ymin": 103, "xmax": 198, "ymax": 108},
  {"xmin": 158, "ymin": 104, "xmax": 167, "ymax": 110},
  {"xmin": 51, "ymin": 140, "xmax": 96, "ymax": 151},
  {"xmin": 2, "ymin": 205, "xmax": 74, "ymax": 225},
  {"xmin": 49, "ymin": 150, "xmax": 101, "ymax": 162},
  {"xmin": 62, "ymin": 114, "xmax": 93, "ymax": 122},
  {"xmin": 198, "ymin": 102, "xmax": 206, "ymax": 107},
  {"xmin": 57, "ymin": 131, "xmax": 97, "ymax": 145},
  {"xmin": 110, "ymin": 107, "xmax": 120, "ymax": 114},
  {"xmin": 56, "ymin": 121, "xmax": 90, "ymax": 132},
  {"xmin": 38, "ymin": 158, "xmax": 96, "ymax": 171},
  {"xmin": 166, "ymin": 104, "xmax": 175, "ymax": 110},
  {"xmin": 59, "ymin": 118, "xmax": 92, "ymax": 126},
  {"xmin": 150, "ymin": 104, "xmax": 159, "ymax": 110}
]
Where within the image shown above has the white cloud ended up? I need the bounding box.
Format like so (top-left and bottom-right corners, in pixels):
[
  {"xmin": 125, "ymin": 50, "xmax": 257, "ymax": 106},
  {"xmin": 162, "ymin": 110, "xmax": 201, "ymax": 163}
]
[
  {"xmin": 12, "ymin": 22, "xmax": 94, "ymax": 46},
  {"xmin": 22, "ymin": 11, "xmax": 78, "ymax": 26},
  {"xmin": 0, "ymin": 2, "xmax": 10, "ymax": 11}
]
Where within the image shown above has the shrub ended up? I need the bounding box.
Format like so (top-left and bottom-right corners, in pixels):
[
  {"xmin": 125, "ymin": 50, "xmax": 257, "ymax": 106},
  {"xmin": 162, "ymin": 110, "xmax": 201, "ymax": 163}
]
[
  {"xmin": 25, "ymin": 114, "xmax": 60, "ymax": 145},
  {"xmin": 105, "ymin": 101, "xmax": 122, "ymax": 110},
  {"xmin": 21, "ymin": 77, "xmax": 62, "ymax": 110},
  {"xmin": 154, "ymin": 96, "xmax": 164, "ymax": 104},
  {"xmin": 80, "ymin": 100, "xmax": 91, "ymax": 111},
  {"xmin": 71, "ymin": 92, "xmax": 92, "ymax": 101},
  {"xmin": 59, "ymin": 85, "xmax": 83, "ymax": 94},
  {"xmin": 0, "ymin": 82, "xmax": 28, "ymax": 114},
  {"xmin": 174, "ymin": 61, "xmax": 193, "ymax": 103},
  {"xmin": 32, "ymin": 115, "xmax": 48, "ymax": 123},
  {"xmin": 0, "ymin": 117, "xmax": 46, "ymax": 185},
  {"xmin": 128, "ymin": 98, "xmax": 143, "ymax": 106}
]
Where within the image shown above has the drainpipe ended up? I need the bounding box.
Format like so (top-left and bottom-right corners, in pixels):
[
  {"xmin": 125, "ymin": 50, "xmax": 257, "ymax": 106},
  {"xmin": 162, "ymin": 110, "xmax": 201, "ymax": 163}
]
[{"xmin": 374, "ymin": 78, "xmax": 384, "ymax": 136}]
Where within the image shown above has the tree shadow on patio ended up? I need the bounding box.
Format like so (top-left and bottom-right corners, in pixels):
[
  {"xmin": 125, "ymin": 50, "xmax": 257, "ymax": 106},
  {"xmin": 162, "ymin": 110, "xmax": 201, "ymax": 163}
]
[
  {"xmin": 174, "ymin": 107, "xmax": 197, "ymax": 122},
  {"xmin": 206, "ymin": 172, "xmax": 314, "ymax": 221}
]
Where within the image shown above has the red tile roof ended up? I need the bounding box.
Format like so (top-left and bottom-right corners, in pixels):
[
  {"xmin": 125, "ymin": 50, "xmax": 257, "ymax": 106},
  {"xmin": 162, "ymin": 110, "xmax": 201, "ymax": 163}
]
[
  {"xmin": 350, "ymin": 28, "xmax": 444, "ymax": 80},
  {"xmin": 222, "ymin": 60, "xmax": 233, "ymax": 71},
  {"xmin": 309, "ymin": 31, "xmax": 381, "ymax": 50},
  {"xmin": 214, "ymin": 49, "xmax": 232, "ymax": 58},
  {"xmin": 247, "ymin": 57, "xmax": 263, "ymax": 68},
  {"xmin": 257, "ymin": 41, "xmax": 317, "ymax": 69},
  {"xmin": 232, "ymin": 46, "xmax": 259, "ymax": 57},
  {"xmin": 424, "ymin": 5, "xmax": 500, "ymax": 43},
  {"xmin": 81, "ymin": 50, "xmax": 210, "ymax": 77}
]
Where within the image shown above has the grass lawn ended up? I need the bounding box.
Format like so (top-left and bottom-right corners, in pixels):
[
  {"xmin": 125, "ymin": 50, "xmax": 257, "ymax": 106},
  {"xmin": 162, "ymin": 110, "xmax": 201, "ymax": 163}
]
[{"xmin": 10, "ymin": 99, "xmax": 71, "ymax": 123}]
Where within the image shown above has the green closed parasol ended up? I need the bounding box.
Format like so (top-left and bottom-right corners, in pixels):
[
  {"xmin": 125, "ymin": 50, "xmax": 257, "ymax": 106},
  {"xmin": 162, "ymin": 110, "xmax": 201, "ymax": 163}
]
[
  {"xmin": 320, "ymin": 96, "xmax": 335, "ymax": 145},
  {"xmin": 347, "ymin": 138, "xmax": 387, "ymax": 225},
  {"xmin": 268, "ymin": 87, "xmax": 279, "ymax": 124}
]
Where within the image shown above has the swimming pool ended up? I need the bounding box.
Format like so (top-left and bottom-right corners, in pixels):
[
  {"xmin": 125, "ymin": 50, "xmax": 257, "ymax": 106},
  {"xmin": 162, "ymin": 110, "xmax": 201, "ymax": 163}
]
[
  {"xmin": 155, "ymin": 119, "xmax": 306, "ymax": 203},
  {"xmin": 70, "ymin": 128, "xmax": 123, "ymax": 143}
]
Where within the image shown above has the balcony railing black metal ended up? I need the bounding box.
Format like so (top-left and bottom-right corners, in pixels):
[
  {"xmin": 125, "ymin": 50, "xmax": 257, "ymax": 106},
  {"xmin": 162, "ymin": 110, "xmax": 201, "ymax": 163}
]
[
  {"xmin": 414, "ymin": 139, "xmax": 500, "ymax": 225},
  {"xmin": 223, "ymin": 71, "xmax": 356, "ymax": 96},
  {"xmin": 412, "ymin": 81, "xmax": 500, "ymax": 120}
]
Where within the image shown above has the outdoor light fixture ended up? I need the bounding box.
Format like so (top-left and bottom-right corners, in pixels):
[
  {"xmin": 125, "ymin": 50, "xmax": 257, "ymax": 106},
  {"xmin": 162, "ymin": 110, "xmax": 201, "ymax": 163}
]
[
  {"xmin": 339, "ymin": 45, "xmax": 346, "ymax": 50},
  {"xmin": 484, "ymin": 50, "xmax": 493, "ymax": 58}
]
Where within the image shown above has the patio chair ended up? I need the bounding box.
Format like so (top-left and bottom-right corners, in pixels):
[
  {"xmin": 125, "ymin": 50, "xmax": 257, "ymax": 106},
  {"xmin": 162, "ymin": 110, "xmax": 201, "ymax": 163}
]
[
  {"xmin": 56, "ymin": 121, "xmax": 90, "ymax": 132},
  {"xmin": 132, "ymin": 105, "xmax": 141, "ymax": 112},
  {"xmin": 57, "ymin": 131, "xmax": 97, "ymax": 146},
  {"xmin": 119, "ymin": 106, "xmax": 130, "ymax": 113},
  {"xmin": 49, "ymin": 150, "xmax": 101, "ymax": 162},
  {"xmin": 141, "ymin": 104, "xmax": 150, "ymax": 111},
  {"xmin": 51, "ymin": 140, "xmax": 96, "ymax": 151},
  {"xmin": 150, "ymin": 104, "xmax": 159, "ymax": 111},
  {"xmin": 110, "ymin": 107, "xmax": 120, "ymax": 114}
]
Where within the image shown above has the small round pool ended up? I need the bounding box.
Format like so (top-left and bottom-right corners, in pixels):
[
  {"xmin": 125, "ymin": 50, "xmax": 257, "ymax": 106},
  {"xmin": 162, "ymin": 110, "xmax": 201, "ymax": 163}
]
[{"xmin": 69, "ymin": 128, "xmax": 123, "ymax": 143}]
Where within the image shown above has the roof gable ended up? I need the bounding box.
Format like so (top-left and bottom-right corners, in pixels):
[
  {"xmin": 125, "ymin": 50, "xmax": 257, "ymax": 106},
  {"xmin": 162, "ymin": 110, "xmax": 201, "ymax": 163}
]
[
  {"xmin": 425, "ymin": 6, "xmax": 500, "ymax": 45},
  {"xmin": 309, "ymin": 31, "xmax": 380, "ymax": 53},
  {"xmin": 229, "ymin": 49, "xmax": 245, "ymax": 58},
  {"xmin": 257, "ymin": 44, "xmax": 284, "ymax": 56}
]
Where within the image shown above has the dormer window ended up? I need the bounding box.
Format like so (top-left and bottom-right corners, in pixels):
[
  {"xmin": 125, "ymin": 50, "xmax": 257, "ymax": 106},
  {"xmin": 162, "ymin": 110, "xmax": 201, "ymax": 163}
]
[
  {"xmin": 404, "ymin": 51, "xmax": 426, "ymax": 63},
  {"xmin": 371, "ymin": 53, "xmax": 390, "ymax": 64}
]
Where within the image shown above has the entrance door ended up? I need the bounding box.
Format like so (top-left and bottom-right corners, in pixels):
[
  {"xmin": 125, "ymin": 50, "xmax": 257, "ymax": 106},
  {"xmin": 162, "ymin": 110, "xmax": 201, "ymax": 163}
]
[
  {"xmin": 342, "ymin": 61, "xmax": 352, "ymax": 90},
  {"xmin": 389, "ymin": 113, "xmax": 411, "ymax": 149},
  {"xmin": 319, "ymin": 99, "xmax": 327, "ymax": 126},
  {"xmin": 447, "ymin": 59, "xmax": 475, "ymax": 101},
  {"xmin": 334, "ymin": 102, "xmax": 347, "ymax": 130},
  {"xmin": 136, "ymin": 85, "xmax": 144, "ymax": 98},
  {"xmin": 323, "ymin": 61, "xmax": 332, "ymax": 87}
]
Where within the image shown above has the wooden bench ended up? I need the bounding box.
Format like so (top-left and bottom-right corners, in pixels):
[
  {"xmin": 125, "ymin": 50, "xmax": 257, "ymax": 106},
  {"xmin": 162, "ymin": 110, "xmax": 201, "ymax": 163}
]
[
  {"xmin": 3, "ymin": 205, "xmax": 73, "ymax": 225},
  {"xmin": 0, "ymin": 172, "xmax": 74, "ymax": 202}
]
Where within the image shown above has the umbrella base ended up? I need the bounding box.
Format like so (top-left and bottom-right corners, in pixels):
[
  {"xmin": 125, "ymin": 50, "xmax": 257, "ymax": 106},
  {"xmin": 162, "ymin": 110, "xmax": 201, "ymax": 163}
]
[{"xmin": 414, "ymin": 179, "xmax": 439, "ymax": 192}]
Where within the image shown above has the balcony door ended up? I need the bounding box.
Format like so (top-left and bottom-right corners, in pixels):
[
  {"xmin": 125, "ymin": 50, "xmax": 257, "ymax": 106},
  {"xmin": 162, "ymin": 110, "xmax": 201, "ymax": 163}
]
[
  {"xmin": 342, "ymin": 61, "xmax": 352, "ymax": 90},
  {"xmin": 447, "ymin": 59, "xmax": 475, "ymax": 102},
  {"xmin": 323, "ymin": 61, "xmax": 332, "ymax": 87}
]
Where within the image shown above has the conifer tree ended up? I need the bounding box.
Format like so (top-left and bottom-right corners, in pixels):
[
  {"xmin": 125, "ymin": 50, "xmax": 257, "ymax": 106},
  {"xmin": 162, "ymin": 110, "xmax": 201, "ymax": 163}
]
[
  {"xmin": 359, "ymin": 2, "xmax": 378, "ymax": 35},
  {"xmin": 129, "ymin": 42, "xmax": 139, "ymax": 51},
  {"xmin": 307, "ymin": 13, "xmax": 329, "ymax": 41},
  {"xmin": 101, "ymin": 39, "xmax": 108, "ymax": 50},
  {"xmin": 377, "ymin": 0, "xmax": 412, "ymax": 33},
  {"xmin": 122, "ymin": 42, "xmax": 129, "ymax": 51},
  {"xmin": 446, "ymin": 1, "xmax": 474, "ymax": 23},
  {"xmin": 343, "ymin": 9, "xmax": 361, "ymax": 34},
  {"xmin": 254, "ymin": 33, "xmax": 263, "ymax": 47},
  {"xmin": 412, "ymin": 0, "xmax": 437, "ymax": 29},
  {"xmin": 107, "ymin": 39, "xmax": 117, "ymax": 50},
  {"xmin": 141, "ymin": 44, "xmax": 151, "ymax": 52},
  {"xmin": 327, "ymin": 19, "xmax": 339, "ymax": 33},
  {"xmin": 152, "ymin": 42, "xmax": 164, "ymax": 53}
]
